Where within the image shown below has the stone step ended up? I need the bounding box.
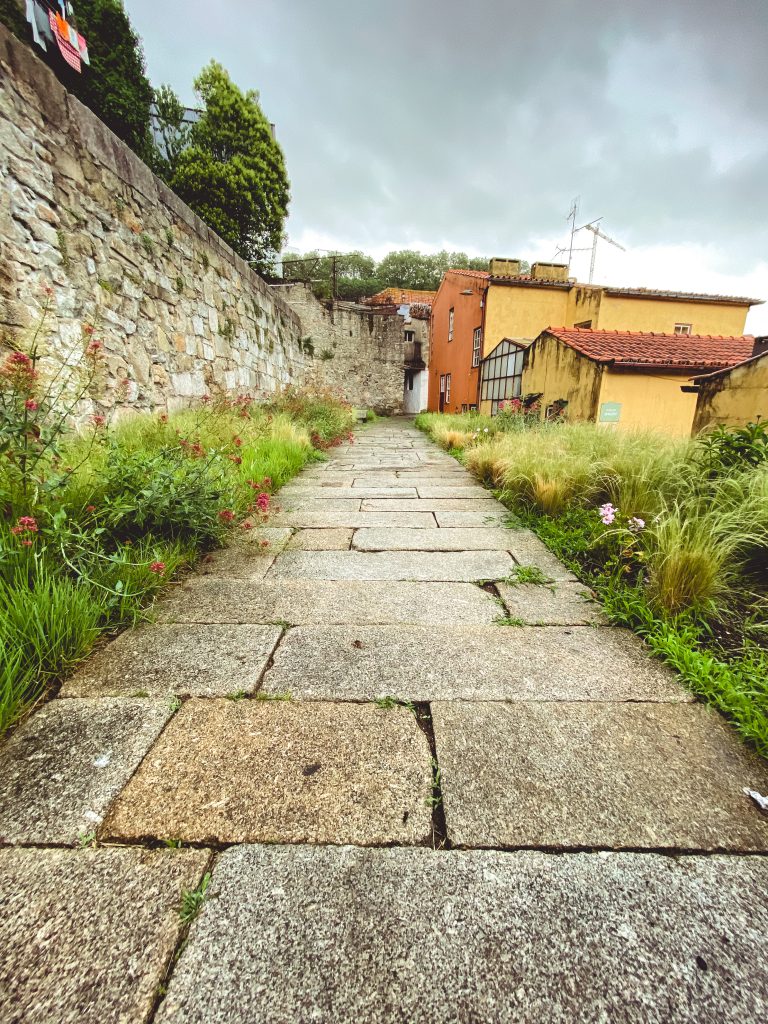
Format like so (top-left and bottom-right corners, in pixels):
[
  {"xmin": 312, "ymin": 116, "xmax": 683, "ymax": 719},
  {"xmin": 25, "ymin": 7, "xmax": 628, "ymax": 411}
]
[
  {"xmin": 265, "ymin": 550, "xmax": 514, "ymax": 581},
  {"xmin": 352, "ymin": 527, "xmax": 517, "ymax": 551},
  {"xmin": 0, "ymin": 847, "xmax": 209, "ymax": 1024},
  {"xmin": 261, "ymin": 625, "xmax": 689, "ymax": 702},
  {"xmin": 153, "ymin": 844, "xmax": 768, "ymax": 1024},
  {"xmin": 102, "ymin": 699, "xmax": 433, "ymax": 846},
  {"xmin": 156, "ymin": 579, "xmax": 502, "ymax": 626},
  {"xmin": 433, "ymin": 701, "xmax": 768, "ymax": 851}
]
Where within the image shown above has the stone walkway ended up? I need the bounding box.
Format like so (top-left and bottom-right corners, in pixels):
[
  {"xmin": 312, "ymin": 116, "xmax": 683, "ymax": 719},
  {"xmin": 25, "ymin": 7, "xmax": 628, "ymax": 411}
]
[{"xmin": 1, "ymin": 418, "xmax": 767, "ymax": 1022}]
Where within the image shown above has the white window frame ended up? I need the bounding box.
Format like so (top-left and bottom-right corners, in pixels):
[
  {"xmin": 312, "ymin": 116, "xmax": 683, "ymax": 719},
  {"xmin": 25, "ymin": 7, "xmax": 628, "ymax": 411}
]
[
  {"xmin": 472, "ymin": 327, "xmax": 482, "ymax": 367},
  {"xmin": 448, "ymin": 308, "xmax": 455, "ymax": 342},
  {"xmin": 439, "ymin": 374, "xmax": 446, "ymax": 394},
  {"xmin": 445, "ymin": 373, "xmax": 451, "ymax": 403},
  {"xmin": 674, "ymin": 323, "xmax": 692, "ymax": 335}
]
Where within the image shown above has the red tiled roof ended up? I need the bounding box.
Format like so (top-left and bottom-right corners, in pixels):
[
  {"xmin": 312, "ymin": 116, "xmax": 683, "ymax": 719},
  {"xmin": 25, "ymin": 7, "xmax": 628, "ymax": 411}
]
[
  {"xmin": 364, "ymin": 287, "xmax": 436, "ymax": 306},
  {"xmin": 692, "ymin": 347, "xmax": 767, "ymax": 383},
  {"xmin": 544, "ymin": 327, "xmax": 755, "ymax": 372},
  {"xmin": 446, "ymin": 268, "xmax": 490, "ymax": 280}
]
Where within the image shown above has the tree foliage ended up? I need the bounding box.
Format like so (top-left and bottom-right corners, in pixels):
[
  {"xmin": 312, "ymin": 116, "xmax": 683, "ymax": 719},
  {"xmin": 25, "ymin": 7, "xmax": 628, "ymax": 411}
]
[
  {"xmin": 151, "ymin": 83, "xmax": 190, "ymax": 180},
  {"xmin": 68, "ymin": 0, "xmax": 154, "ymax": 162},
  {"xmin": 0, "ymin": 0, "xmax": 27, "ymax": 39},
  {"xmin": 280, "ymin": 249, "xmax": 527, "ymax": 300},
  {"xmin": 168, "ymin": 61, "xmax": 289, "ymax": 272}
]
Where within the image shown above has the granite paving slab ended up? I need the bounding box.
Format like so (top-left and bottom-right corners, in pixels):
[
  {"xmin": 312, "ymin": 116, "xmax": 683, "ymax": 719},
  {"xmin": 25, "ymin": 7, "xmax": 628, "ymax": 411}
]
[
  {"xmin": 270, "ymin": 510, "xmax": 437, "ymax": 528},
  {"xmin": 0, "ymin": 698, "xmax": 170, "ymax": 844},
  {"xmin": 434, "ymin": 701, "xmax": 768, "ymax": 851},
  {"xmin": 352, "ymin": 526, "xmax": 516, "ymax": 551},
  {"xmin": 265, "ymin": 550, "xmax": 514, "ymax": 581},
  {"xmin": 434, "ymin": 509, "xmax": 509, "ymax": 526},
  {"xmin": 505, "ymin": 530, "xmax": 579, "ymax": 581},
  {"xmin": 61, "ymin": 624, "xmax": 282, "ymax": 698},
  {"xmin": 287, "ymin": 528, "xmax": 353, "ymax": 549},
  {"xmin": 276, "ymin": 497, "xmax": 362, "ymax": 512},
  {"xmin": 497, "ymin": 580, "xmax": 606, "ymax": 624},
  {"xmin": 261, "ymin": 625, "xmax": 689, "ymax": 702},
  {"xmin": 0, "ymin": 847, "xmax": 209, "ymax": 1024},
  {"xmin": 198, "ymin": 549, "xmax": 275, "ymax": 579},
  {"xmin": 361, "ymin": 497, "xmax": 499, "ymax": 511},
  {"xmin": 236, "ymin": 527, "xmax": 292, "ymax": 550},
  {"xmin": 279, "ymin": 487, "xmax": 419, "ymax": 499},
  {"xmin": 155, "ymin": 844, "xmax": 768, "ymax": 1024},
  {"xmin": 103, "ymin": 700, "xmax": 432, "ymax": 846},
  {"xmin": 417, "ymin": 485, "xmax": 494, "ymax": 498},
  {"xmin": 156, "ymin": 579, "xmax": 503, "ymax": 626}
]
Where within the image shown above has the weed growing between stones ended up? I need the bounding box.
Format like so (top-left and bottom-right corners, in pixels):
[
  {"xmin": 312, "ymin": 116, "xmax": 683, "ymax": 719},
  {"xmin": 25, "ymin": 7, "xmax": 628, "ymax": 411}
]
[
  {"xmin": 417, "ymin": 412, "xmax": 768, "ymax": 756},
  {"xmin": 178, "ymin": 872, "xmax": 211, "ymax": 925},
  {"xmin": 0, "ymin": 305, "xmax": 355, "ymax": 732},
  {"xmin": 506, "ymin": 565, "xmax": 552, "ymax": 586}
]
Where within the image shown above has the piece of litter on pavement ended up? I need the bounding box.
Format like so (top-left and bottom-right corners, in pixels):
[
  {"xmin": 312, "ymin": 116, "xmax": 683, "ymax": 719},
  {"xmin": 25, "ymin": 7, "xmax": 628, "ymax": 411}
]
[
  {"xmin": 743, "ymin": 788, "xmax": 768, "ymax": 812},
  {"xmin": 92, "ymin": 752, "xmax": 112, "ymax": 769}
]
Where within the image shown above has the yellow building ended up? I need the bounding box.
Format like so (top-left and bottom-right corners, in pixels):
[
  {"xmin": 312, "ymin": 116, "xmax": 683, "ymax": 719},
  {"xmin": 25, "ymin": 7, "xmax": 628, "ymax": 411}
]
[
  {"xmin": 520, "ymin": 327, "xmax": 755, "ymax": 436},
  {"xmin": 690, "ymin": 344, "xmax": 768, "ymax": 433}
]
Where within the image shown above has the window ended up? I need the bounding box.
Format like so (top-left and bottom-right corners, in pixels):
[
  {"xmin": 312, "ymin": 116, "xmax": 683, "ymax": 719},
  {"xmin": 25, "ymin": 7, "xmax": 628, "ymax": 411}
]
[
  {"xmin": 405, "ymin": 370, "xmax": 414, "ymax": 391},
  {"xmin": 674, "ymin": 323, "xmax": 692, "ymax": 335},
  {"xmin": 445, "ymin": 373, "xmax": 451, "ymax": 403},
  {"xmin": 439, "ymin": 374, "xmax": 446, "ymax": 394},
  {"xmin": 472, "ymin": 327, "xmax": 482, "ymax": 367},
  {"xmin": 574, "ymin": 319, "xmax": 592, "ymax": 329},
  {"xmin": 448, "ymin": 308, "xmax": 454, "ymax": 342},
  {"xmin": 404, "ymin": 329, "xmax": 415, "ymax": 343},
  {"xmin": 479, "ymin": 339, "xmax": 526, "ymax": 414}
]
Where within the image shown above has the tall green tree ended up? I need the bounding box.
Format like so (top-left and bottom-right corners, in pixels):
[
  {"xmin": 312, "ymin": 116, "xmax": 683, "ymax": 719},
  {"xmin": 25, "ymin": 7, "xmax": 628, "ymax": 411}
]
[
  {"xmin": 0, "ymin": 0, "xmax": 26, "ymax": 39},
  {"xmin": 68, "ymin": 0, "xmax": 154, "ymax": 162},
  {"xmin": 170, "ymin": 61, "xmax": 289, "ymax": 271},
  {"xmin": 151, "ymin": 83, "xmax": 190, "ymax": 180}
]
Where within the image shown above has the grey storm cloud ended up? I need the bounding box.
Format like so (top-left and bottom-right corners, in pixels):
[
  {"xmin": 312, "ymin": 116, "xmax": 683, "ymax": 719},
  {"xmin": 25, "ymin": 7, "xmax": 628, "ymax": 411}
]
[{"xmin": 127, "ymin": 0, "xmax": 768, "ymax": 268}]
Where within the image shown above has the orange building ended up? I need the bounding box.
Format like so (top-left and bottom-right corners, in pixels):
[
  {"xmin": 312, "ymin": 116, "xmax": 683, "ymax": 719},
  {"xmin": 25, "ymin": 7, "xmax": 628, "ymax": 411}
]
[
  {"xmin": 428, "ymin": 258, "xmax": 761, "ymax": 414},
  {"xmin": 428, "ymin": 269, "xmax": 488, "ymax": 411}
]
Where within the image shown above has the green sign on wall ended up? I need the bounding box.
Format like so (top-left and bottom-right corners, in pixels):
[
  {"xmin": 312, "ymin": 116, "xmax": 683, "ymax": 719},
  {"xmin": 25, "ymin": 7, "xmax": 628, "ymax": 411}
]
[{"xmin": 599, "ymin": 402, "xmax": 622, "ymax": 423}]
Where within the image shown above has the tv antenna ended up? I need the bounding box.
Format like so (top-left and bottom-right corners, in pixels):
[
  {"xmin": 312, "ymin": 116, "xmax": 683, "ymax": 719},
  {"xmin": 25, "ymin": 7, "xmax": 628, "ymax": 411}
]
[{"xmin": 578, "ymin": 219, "xmax": 626, "ymax": 283}]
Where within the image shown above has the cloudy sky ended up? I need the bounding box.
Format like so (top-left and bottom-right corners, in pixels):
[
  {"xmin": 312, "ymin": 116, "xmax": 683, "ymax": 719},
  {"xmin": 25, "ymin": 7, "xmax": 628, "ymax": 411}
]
[{"xmin": 127, "ymin": 0, "xmax": 768, "ymax": 331}]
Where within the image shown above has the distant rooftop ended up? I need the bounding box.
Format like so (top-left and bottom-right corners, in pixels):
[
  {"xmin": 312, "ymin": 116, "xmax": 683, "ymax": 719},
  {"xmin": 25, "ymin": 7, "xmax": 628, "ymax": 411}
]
[{"xmin": 364, "ymin": 287, "xmax": 437, "ymax": 306}]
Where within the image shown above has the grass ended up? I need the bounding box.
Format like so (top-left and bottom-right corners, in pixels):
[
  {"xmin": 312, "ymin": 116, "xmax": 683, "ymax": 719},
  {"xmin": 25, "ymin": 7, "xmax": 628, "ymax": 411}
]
[
  {"xmin": 417, "ymin": 413, "xmax": 768, "ymax": 756},
  {"xmin": 179, "ymin": 872, "xmax": 211, "ymax": 925},
  {"xmin": 506, "ymin": 565, "xmax": 551, "ymax": 586},
  {"xmin": 0, "ymin": 388, "xmax": 354, "ymax": 733}
]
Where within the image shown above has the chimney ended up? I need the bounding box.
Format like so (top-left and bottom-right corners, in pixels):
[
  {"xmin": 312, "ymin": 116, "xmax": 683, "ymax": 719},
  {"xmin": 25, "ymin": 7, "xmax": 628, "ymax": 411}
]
[
  {"xmin": 488, "ymin": 257, "xmax": 522, "ymax": 277},
  {"xmin": 753, "ymin": 336, "xmax": 768, "ymax": 358},
  {"xmin": 530, "ymin": 262, "xmax": 569, "ymax": 282}
]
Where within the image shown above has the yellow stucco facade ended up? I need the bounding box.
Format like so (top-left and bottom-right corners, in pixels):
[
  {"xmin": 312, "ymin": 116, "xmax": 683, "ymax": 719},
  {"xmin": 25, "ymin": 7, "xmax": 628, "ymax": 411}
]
[
  {"xmin": 519, "ymin": 335, "xmax": 602, "ymax": 421},
  {"xmin": 481, "ymin": 279, "xmax": 752, "ymax": 360},
  {"xmin": 692, "ymin": 353, "xmax": 768, "ymax": 433},
  {"xmin": 597, "ymin": 295, "xmax": 749, "ymax": 335},
  {"xmin": 519, "ymin": 332, "xmax": 702, "ymax": 435},
  {"xmin": 597, "ymin": 370, "xmax": 698, "ymax": 436},
  {"xmin": 482, "ymin": 285, "xmax": 568, "ymax": 356}
]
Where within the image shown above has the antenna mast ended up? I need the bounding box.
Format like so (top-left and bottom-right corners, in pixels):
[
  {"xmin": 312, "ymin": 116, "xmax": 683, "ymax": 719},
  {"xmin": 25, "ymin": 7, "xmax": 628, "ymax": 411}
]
[{"xmin": 577, "ymin": 219, "xmax": 626, "ymax": 283}]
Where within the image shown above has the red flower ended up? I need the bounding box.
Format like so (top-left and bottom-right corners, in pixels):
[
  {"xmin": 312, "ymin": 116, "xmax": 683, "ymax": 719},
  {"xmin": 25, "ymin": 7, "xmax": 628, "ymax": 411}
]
[
  {"xmin": 218, "ymin": 509, "xmax": 235, "ymax": 524},
  {"xmin": 259, "ymin": 539, "xmax": 269, "ymax": 547},
  {"xmin": 241, "ymin": 521, "xmax": 253, "ymax": 530},
  {"xmin": 21, "ymin": 539, "xmax": 33, "ymax": 547},
  {"xmin": 232, "ymin": 436, "xmax": 242, "ymax": 447},
  {"xmin": 86, "ymin": 505, "xmax": 96, "ymax": 513},
  {"xmin": 202, "ymin": 394, "xmax": 211, "ymax": 404},
  {"xmin": 159, "ymin": 413, "xmax": 168, "ymax": 423},
  {"xmin": 149, "ymin": 561, "xmax": 166, "ymax": 574},
  {"xmin": 92, "ymin": 414, "xmax": 106, "ymax": 428},
  {"xmin": 24, "ymin": 398, "xmax": 38, "ymax": 411},
  {"xmin": 11, "ymin": 515, "xmax": 38, "ymax": 537},
  {"xmin": 256, "ymin": 492, "xmax": 270, "ymax": 512},
  {"xmin": 83, "ymin": 324, "xmax": 95, "ymax": 336},
  {"xmin": 86, "ymin": 340, "xmax": 102, "ymax": 356},
  {"xmin": 229, "ymin": 455, "xmax": 242, "ymax": 465}
]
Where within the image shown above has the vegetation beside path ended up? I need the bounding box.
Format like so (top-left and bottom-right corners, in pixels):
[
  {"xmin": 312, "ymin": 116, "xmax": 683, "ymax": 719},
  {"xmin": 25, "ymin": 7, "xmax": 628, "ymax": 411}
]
[
  {"xmin": 416, "ymin": 410, "xmax": 768, "ymax": 756},
  {"xmin": 0, "ymin": 311, "xmax": 354, "ymax": 731}
]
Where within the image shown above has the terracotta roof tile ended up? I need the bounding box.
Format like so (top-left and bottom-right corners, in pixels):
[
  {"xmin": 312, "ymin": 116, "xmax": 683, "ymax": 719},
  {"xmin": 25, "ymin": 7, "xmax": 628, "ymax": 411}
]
[
  {"xmin": 446, "ymin": 268, "xmax": 490, "ymax": 280},
  {"xmin": 364, "ymin": 287, "xmax": 437, "ymax": 306},
  {"xmin": 544, "ymin": 327, "xmax": 755, "ymax": 372}
]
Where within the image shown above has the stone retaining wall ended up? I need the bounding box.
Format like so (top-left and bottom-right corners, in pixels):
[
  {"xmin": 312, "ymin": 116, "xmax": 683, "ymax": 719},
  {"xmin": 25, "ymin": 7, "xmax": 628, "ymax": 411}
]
[
  {"xmin": 0, "ymin": 23, "xmax": 310, "ymax": 416},
  {"xmin": 274, "ymin": 283, "xmax": 406, "ymax": 415}
]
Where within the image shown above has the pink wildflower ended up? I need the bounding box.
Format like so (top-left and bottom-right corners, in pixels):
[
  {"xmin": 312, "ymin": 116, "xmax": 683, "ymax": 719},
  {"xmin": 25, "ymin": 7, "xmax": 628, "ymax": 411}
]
[
  {"xmin": 24, "ymin": 399, "xmax": 38, "ymax": 411},
  {"xmin": 92, "ymin": 414, "xmax": 106, "ymax": 428},
  {"xmin": 241, "ymin": 521, "xmax": 253, "ymax": 530},
  {"xmin": 598, "ymin": 503, "xmax": 617, "ymax": 526},
  {"xmin": 149, "ymin": 561, "xmax": 166, "ymax": 574},
  {"xmin": 11, "ymin": 515, "xmax": 38, "ymax": 537},
  {"xmin": 218, "ymin": 509, "xmax": 235, "ymax": 524},
  {"xmin": 628, "ymin": 517, "xmax": 646, "ymax": 533},
  {"xmin": 256, "ymin": 492, "xmax": 270, "ymax": 512}
]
